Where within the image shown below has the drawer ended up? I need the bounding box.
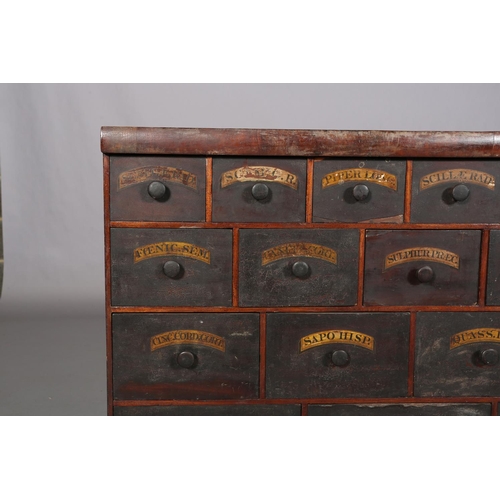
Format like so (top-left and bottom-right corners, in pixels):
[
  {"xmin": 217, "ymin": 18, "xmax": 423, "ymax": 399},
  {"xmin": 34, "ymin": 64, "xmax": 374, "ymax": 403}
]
[
  {"xmin": 239, "ymin": 229, "xmax": 359, "ymax": 307},
  {"xmin": 113, "ymin": 313, "xmax": 260, "ymax": 400},
  {"xmin": 414, "ymin": 312, "xmax": 500, "ymax": 397},
  {"xmin": 411, "ymin": 160, "xmax": 500, "ymax": 223},
  {"xmin": 487, "ymin": 230, "xmax": 500, "ymax": 305},
  {"xmin": 111, "ymin": 228, "xmax": 232, "ymax": 306},
  {"xmin": 364, "ymin": 230, "xmax": 481, "ymax": 306},
  {"xmin": 212, "ymin": 158, "xmax": 306, "ymax": 222},
  {"xmin": 266, "ymin": 313, "xmax": 410, "ymax": 398},
  {"xmin": 115, "ymin": 405, "xmax": 301, "ymax": 416},
  {"xmin": 110, "ymin": 156, "xmax": 205, "ymax": 221},
  {"xmin": 313, "ymin": 159, "xmax": 406, "ymax": 223},
  {"xmin": 308, "ymin": 404, "xmax": 491, "ymax": 416}
]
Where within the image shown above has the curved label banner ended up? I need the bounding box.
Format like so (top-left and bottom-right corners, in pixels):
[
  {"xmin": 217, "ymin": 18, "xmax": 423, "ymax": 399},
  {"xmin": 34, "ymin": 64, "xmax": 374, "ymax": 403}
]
[
  {"xmin": 262, "ymin": 242, "xmax": 337, "ymax": 266},
  {"xmin": 134, "ymin": 241, "xmax": 210, "ymax": 264},
  {"xmin": 151, "ymin": 330, "xmax": 225, "ymax": 352},
  {"xmin": 419, "ymin": 169, "xmax": 495, "ymax": 191},
  {"xmin": 384, "ymin": 247, "xmax": 459, "ymax": 270},
  {"xmin": 118, "ymin": 166, "xmax": 197, "ymax": 190},
  {"xmin": 322, "ymin": 169, "xmax": 397, "ymax": 190},
  {"xmin": 221, "ymin": 166, "xmax": 298, "ymax": 190},
  {"xmin": 300, "ymin": 330, "xmax": 375, "ymax": 353},
  {"xmin": 450, "ymin": 328, "xmax": 500, "ymax": 350}
]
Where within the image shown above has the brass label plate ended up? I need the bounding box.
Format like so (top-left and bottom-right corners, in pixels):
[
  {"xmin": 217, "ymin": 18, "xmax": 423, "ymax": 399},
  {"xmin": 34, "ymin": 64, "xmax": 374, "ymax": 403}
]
[
  {"xmin": 262, "ymin": 242, "xmax": 337, "ymax": 266},
  {"xmin": 150, "ymin": 330, "xmax": 226, "ymax": 352},
  {"xmin": 134, "ymin": 241, "xmax": 210, "ymax": 264},
  {"xmin": 450, "ymin": 328, "xmax": 500, "ymax": 350},
  {"xmin": 419, "ymin": 169, "xmax": 495, "ymax": 191},
  {"xmin": 118, "ymin": 166, "xmax": 197, "ymax": 190},
  {"xmin": 300, "ymin": 330, "xmax": 375, "ymax": 352},
  {"xmin": 384, "ymin": 247, "xmax": 459, "ymax": 270},
  {"xmin": 322, "ymin": 169, "xmax": 397, "ymax": 191},
  {"xmin": 221, "ymin": 166, "xmax": 298, "ymax": 190}
]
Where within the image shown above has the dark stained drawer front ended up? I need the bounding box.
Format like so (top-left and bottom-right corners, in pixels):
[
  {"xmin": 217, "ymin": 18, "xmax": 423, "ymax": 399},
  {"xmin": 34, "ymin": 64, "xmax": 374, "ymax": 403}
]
[
  {"xmin": 415, "ymin": 313, "xmax": 500, "ymax": 397},
  {"xmin": 487, "ymin": 230, "xmax": 500, "ymax": 305},
  {"xmin": 212, "ymin": 158, "xmax": 306, "ymax": 222},
  {"xmin": 113, "ymin": 313, "xmax": 260, "ymax": 400},
  {"xmin": 411, "ymin": 160, "xmax": 500, "ymax": 223},
  {"xmin": 239, "ymin": 229, "xmax": 359, "ymax": 307},
  {"xmin": 115, "ymin": 404, "xmax": 301, "ymax": 416},
  {"xmin": 110, "ymin": 156, "xmax": 206, "ymax": 221},
  {"xmin": 111, "ymin": 228, "xmax": 232, "ymax": 306},
  {"xmin": 364, "ymin": 230, "xmax": 481, "ymax": 306},
  {"xmin": 313, "ymin": 159, "xmax": 406, "ymax": 223},
  {"xmin": 266, "ymin": 313, "xmax": 410, "ymax": 399},
  {"xmin": 308, "ymin": 404, "xmax": 491, "ymax": 416}
]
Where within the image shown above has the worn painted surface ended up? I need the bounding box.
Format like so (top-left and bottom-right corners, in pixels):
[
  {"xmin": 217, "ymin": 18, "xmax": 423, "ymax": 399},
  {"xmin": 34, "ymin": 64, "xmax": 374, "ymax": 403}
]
[
  {"xmin": 115, "ymin": 404, "xmax": 300, "ymax": 416},
  {"xmin": 487, "ymin": 231, "xmax": 500, "ymax": 305}
]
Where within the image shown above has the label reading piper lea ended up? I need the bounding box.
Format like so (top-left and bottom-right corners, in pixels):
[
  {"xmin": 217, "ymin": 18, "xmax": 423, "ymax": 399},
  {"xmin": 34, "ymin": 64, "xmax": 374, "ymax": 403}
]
[
  {"xmin": 220, "ymin": 166, "xmax": 298, "ymax": 190},
  {"xmin": 133, "ymin": 242, "xmax": 211, "ymax": 264},
  {"xmin": 321, "ymin": 168, "xmax": 397, "ymax": 190},
  {"xmin": 450, "ymin": 328, "xmax": 500, "ymax": 350},
  {"xmin": 299, "ymin": 330, "xmax": 375, "ymax": 353},
  {"xmin": 419, "ymin": 169, "xmax": 495, "ymax": 191},
  {"xmin": 261, "ymin": 242, "xmax": 337, "ymax": 266},
  {"xmin": 150, "ymin": 330, "xmax": 226, "ymax": 352},
  {"xmin": 118, "ymin": 166, "xmax": 197, "ymax": 190},
  {"xmin": 384, "ymin": 247, "xmax": 459, "ymax": 270}
]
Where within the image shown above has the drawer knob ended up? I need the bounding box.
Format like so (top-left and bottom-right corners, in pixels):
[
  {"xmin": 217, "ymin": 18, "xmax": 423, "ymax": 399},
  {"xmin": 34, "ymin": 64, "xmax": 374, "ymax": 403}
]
[
  {"xmin": 331, "ymin": 350, "xmax": 350, "ymax": 367},
  {"xmin": 177, "ymin": 351, "xmax": 196, "ymax": 368},
  {"xmin": 292, "ymin": 261, "xmax": 310, "ymax": 278},
  {"xmin": 479, "ymin": 348, "xmax": 499, "ymax": 366},
  {"xmin": 251, "ymin": 183, "xmax": 270, "ymax": 201},
  {"xmin": 452, "ymin": 184, "xmax": 470, "ymax": 202},
  {"xmin": 416, "ymin": 266, "xmax": 434, "ymax": 283},
  {"xmin": 148, "ymin": 181, "xmax": 168, "ymax": 200},
  {"xmin": 353, "ymin": 184, "xmax": 370, "ymax": 201},
  {"xmin": 163, "ymin": 260, "xmax": 182, "ymax": 278}
]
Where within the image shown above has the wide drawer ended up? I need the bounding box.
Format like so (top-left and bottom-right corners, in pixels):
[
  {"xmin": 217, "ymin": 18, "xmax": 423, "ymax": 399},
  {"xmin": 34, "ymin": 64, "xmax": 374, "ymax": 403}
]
[
  {"xmin": 266, "ymin": 313, "xmax": 410, "ymax": 398},
  {"xmin": 115, "ymin": 405, "xmax": 300, "ymax": 416},
  {"xmin": 308, "ymin": 404, "xmax": 491, "ymax": 416},
  {"xmin": 113, "ymin": 313, "xmax": 260, "ymax": 400}
]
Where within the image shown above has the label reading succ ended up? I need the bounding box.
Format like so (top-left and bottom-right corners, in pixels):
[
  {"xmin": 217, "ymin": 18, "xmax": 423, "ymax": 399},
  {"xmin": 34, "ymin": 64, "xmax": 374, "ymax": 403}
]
[
  {"xmin": 450, "ymin": 328, "xmax": 500, "ymax": 350},
  {"xmin": 384, "ymin": 247, "xmax": 459, "ymax": 270},
  {"xmin": 261, "ymin": 242, "xmax": 337, "ymax": 266},
  {"xmin": 134, "ymin": 242, "xmax": 210, "ymax": 264},
  {"xmin": 300, "ymin": 330, "xmax": 375, "ymax": 353},
  {"xmin": 150, "ymin": 330, "xmax": 226, "ymax": 352},
  {"xmin": 220, "ymin": 166, "xmax": 298, "ymax": 190},
  {"xmin": 118, "ymin": 166, "xmax": 197, "ymax": 190},
  {"xmin": 419, "ymin": 169, "xmax": 495, "ymax": 191},
  {"xmin": 322, "ymin": 169, "xmax": 397, "ymax": 190}
]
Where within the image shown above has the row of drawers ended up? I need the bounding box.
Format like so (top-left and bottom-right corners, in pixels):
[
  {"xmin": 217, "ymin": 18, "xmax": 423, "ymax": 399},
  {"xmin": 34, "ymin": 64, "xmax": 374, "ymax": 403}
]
[
  {"xmin": 110, "ymin": 157, "xmax": 500, "ymax": 223},
  {"xmin": 112, "ymin": 312, "xmax": 500, "ymax": 400},
  {"xmin": 111, "ymin": 228, "xmax": 500, "ymax": 306}
]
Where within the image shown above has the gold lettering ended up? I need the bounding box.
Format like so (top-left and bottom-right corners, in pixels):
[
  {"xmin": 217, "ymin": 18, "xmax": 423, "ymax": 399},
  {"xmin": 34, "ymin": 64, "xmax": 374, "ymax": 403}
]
[
  {"xmin": 384, "ymin": 247, "xmax": 460, "ymax": 270},
  {"xmin": 118, "ymin": 166, "xmax": 197, "ymax": 190},
  {"xmin": 321, "ymin": 169, "xmax": 397, "ymax": 191},
  {"xmin": 262, "ymin": 243, "xmax": 338, "ymax": 266},
  {"xmin": 419, "ymin": 169, "xmax": 495, "ymax": 191},
  {"xmin": 220, "ymin": 166, "xmax": 298, "ymax": 190},
  {"xmin": 150, "ymin": 330, "xmax": 226, "ymax": 352},
  {"xmin": 133, "ymin": 241, "xmax": 211, "ymax": 264},
  {"xmin": 300, "ymin": 330, "xmax": 375, "ymax": 352},
  {"xmin": 450, "ymin": 328, "xmax": 500, "ymax": 349}
]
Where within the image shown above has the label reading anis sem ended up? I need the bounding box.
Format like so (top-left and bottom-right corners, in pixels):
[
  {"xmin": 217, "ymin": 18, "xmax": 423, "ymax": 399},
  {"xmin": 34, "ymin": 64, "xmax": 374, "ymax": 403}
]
[{"xmin": 118, "ymin": 166, "xmax": 197, "ymax": 190}]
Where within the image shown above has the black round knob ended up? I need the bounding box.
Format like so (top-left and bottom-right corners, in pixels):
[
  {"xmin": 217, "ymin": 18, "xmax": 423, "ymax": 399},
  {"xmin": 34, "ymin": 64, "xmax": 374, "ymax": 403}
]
[
  {"xmin": 163, "ymin": 260, "xmax": 181, "ymax": 278},
  {"xmin": 452, "ymin": 184, "xmax": 470, "ymax": 202},
  {"xmin": 479, "ymin": 348, "xmax": 499, "ymax": 366},
  {"xmin": 353, "ymin": 184, "xmax": 370, "ymax": 201},
  {"xmin": 292, "ymin": 261, "xmax": 310, "ymax": 278},
  {"xmin": 331, "ymin": 350, "xmax": 350, "ymax": 367},
  {"xmin": 416, "ymin": 266, "xmax": 434, "ymax": 283},
  {"xmin": 251, "ymin": 183, "xmax": 270, "ymax": 201},
  {"xmin": 177, "ymin": 351, "xmax": 195, "ymax": 368},
  {"xmin": 148, "ymin": 181, "xmax": 167, "ymax": 200}
]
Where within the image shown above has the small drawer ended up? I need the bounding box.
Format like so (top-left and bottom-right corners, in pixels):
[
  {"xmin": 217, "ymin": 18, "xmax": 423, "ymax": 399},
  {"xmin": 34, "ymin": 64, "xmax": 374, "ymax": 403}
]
[
  {"xmin": 487, "ymin": 230, "xmax": 500, "ymax": 305},
  {"xmin": 313, "ymin": 159, "xmax": 406, "ymax": 223},
  {"xmin": 266, "ymin": 313, "xmax": 410, "ymax": 398},
  {"xmin": 110, "ymin": 156, "xmax": 206, "ymax": 221},
  {"xmin": 114, "ymin": 405, "xmax": 301, "ymax": 416},
  {"xmin": 212, "ymin": 158, "xmax": 306, "ymax": 222},
  {"xmin": 112, "ymin": 313, "xmax": 260, "ymax": 400},
  {"xmin": 111, "ymin": 228, "xmax": 232, "ymax": 306},
  {"xmin": 414, "ymin": 312, "xmax": 500, "ymax": 397},
  {"xmin": 239, "ymin": 229, "xmax": 359, "ymax": 307},
  {"xmin": 364, "ymin": 230, "xmax": 481, "ymax": 306},
  {"xmin": 411, "ymin": 160, "xmax": 500, "ymax": 223},
  {"xmin": 308, "ymin": 404, "xmax": 491, "ymax": 416}
]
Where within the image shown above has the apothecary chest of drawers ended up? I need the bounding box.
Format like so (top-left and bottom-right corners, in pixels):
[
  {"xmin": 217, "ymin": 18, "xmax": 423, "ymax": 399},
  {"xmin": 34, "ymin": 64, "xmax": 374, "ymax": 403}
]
[{"xmin": 102, "ymin": 127, "xmax": 500, "ymax": 416}]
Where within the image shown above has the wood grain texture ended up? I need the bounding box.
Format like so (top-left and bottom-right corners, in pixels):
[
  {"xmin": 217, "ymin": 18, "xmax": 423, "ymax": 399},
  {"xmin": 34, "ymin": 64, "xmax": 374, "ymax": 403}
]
[
  {"xmin": 306, "ymin": 159, "xmax": 314, "ymax": 222},
  {"xmin": 404, "ymin": 160, "xmax": 413, "ymax": 223},
  {"xmin": 205, "ymin": 157, "xmax": 212, "ymax": 222}
]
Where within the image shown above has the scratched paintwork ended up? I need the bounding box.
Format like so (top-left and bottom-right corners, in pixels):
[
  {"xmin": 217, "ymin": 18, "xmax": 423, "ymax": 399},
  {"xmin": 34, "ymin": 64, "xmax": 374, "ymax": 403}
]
[{"xmin": 308, "ymin": 404, "xmax": 491, "ymax": 416}]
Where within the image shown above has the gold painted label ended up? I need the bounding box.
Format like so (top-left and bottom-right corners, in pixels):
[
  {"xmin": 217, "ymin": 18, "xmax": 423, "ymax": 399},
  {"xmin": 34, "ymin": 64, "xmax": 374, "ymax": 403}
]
[
  {"xmin": 384, "ymin": 247, "xmax": 459, "ymax": 270},
  {"xmin": 419, "ymin": 169, "xmax": 495, "ymax": 191},
  {"xmin": 134, "ymin": 241, "xmax": 210, "ymax": 264},
  {"xmin": 220, "ymin": 166, "xmax": 298, "ymax": 190},
  {"xmin": 118, "ymin": 166, "xmax": 197, "ymax": 190},
  {"xmin": 150, "ymin": 330, "xmax": 225, "ymax": 352},
  {"xmin": 300, "ymin": 330, "xmax": 375, "ymax": 353},
  {"xmin": 322, "ymin": 169, "xmax": 397, "ymax": 191},
  {"xmin": 450, "ymin": 328, "xmax": 500, "ymax": 350},
  {"xmin": 262, "ymin": 242, "xmax": 337, "ymax": 266}
]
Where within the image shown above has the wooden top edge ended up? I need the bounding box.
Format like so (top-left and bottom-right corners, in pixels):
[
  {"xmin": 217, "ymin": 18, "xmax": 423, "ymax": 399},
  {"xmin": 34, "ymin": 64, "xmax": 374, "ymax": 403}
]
[{"xmin": 100, "ymin": 127, "xmax": 500, "ymax": 157}]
